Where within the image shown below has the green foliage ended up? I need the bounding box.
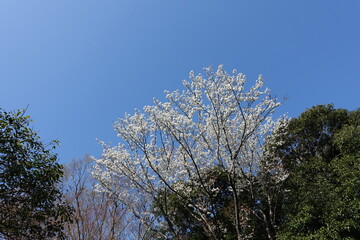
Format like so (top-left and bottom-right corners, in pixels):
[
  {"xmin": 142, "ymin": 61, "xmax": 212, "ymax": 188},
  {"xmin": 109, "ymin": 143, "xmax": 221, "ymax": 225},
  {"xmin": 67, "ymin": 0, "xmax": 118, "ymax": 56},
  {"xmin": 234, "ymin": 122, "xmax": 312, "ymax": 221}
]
[
  {"xmin": 150, "ymin": 168, "xmax": 238, "ymax": 240},
  {"xmin": 149, "ymin": 167, "xmax": 275, "ymax": 240},
  {"xmin": 0, "ymin": 109, "xmax": 72, "ymax": 239},
  {"xmin": 275, "ymin": 105, "xmax": 360, "ymax": 239}
]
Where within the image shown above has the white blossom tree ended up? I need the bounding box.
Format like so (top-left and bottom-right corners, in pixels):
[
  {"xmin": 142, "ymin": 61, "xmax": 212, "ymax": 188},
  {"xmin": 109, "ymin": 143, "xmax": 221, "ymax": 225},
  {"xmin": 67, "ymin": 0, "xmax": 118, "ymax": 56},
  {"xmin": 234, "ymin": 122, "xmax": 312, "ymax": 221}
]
[{"xmin": 93, "ymin": 66, "xmax": 289, "ymax": 240}]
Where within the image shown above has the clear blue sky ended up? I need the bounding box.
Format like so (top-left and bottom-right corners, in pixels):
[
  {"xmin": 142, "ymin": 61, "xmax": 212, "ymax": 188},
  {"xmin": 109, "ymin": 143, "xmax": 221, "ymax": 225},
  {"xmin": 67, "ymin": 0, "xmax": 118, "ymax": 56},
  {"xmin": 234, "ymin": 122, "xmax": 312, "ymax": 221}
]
[{"xmin": 1, "ymin": 0, "xmax": 359, "ymax": 164}]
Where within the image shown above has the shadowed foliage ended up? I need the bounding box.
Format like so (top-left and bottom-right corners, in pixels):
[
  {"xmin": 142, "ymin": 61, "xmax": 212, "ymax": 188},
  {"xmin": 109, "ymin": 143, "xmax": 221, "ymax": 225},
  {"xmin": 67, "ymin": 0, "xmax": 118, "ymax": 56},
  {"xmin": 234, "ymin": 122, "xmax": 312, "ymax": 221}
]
[
  {"xmin": 0, "ymin": 109, "xmax": 72, "ymax": 239},
  {"xmin": 273, "ymin": 105, "xmax": 360, "ymax": 239}
]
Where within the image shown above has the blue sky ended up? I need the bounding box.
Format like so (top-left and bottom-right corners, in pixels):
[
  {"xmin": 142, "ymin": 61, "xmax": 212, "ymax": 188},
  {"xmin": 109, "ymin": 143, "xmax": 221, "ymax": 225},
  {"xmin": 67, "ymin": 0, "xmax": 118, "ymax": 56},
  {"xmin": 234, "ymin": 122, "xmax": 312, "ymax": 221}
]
[{"xmin": 1, "ymin": 0, "xmax": 359, "ymax": 164}]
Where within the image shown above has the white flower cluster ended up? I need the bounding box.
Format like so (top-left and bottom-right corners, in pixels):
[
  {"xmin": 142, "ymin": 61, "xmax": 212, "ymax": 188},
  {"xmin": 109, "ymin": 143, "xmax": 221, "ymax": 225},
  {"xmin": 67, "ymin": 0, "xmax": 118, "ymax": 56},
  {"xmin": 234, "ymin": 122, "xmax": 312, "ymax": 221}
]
[{"xmin": 92, "ymin": 65, "xmax": 289, "ymax": 231}]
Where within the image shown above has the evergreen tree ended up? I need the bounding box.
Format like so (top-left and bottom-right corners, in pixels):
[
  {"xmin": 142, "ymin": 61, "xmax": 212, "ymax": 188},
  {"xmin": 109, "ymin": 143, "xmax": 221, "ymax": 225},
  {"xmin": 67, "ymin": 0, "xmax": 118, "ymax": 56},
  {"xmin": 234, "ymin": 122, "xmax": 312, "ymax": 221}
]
[{"xmin": 0, "ymin": 109, "xmax": 72, "ymax": 239}]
